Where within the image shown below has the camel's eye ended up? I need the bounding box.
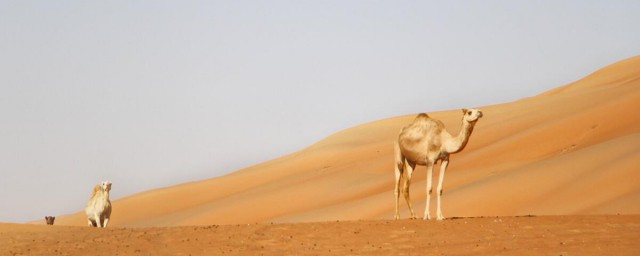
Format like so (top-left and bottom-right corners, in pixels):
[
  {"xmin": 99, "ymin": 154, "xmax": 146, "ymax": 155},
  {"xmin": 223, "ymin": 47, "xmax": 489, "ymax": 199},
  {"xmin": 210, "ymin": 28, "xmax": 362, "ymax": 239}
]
[{"xmin": 468, "ymin": 112, "xmax": 472, "ymax": 115}]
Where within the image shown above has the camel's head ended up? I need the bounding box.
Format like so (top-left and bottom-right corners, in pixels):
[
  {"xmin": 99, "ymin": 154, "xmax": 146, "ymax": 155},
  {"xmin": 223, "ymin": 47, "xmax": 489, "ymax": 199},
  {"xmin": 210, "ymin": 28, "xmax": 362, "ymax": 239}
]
[
  {"xmin": 462, "ymin": 108, "xmax": 483, "ymax": 123},
  {"xmin": 101, "ymin": 181, "xmax": 112, "ymax": 192}
]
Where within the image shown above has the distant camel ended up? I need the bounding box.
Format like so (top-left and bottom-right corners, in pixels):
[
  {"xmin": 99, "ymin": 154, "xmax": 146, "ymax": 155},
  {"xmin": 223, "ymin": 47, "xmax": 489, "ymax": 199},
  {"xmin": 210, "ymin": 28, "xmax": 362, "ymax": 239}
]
[
  {"xmin": 45, "ymin": 216, "xmax": 55, "ymax": 225},
  {"xmin": 85, "ymin": 181, "xmax": 112, "ymax": 228},
  {"xmin": 394, "ymin": 109, "xmax": 483, "ymax": 220}
]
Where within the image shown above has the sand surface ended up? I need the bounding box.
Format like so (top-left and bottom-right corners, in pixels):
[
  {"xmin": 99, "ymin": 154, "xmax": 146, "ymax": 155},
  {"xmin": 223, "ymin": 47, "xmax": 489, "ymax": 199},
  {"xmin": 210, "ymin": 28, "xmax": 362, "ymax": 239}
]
[{"xmin": 4, "ymin": 215, "xmax": 640, "ymax": 255}]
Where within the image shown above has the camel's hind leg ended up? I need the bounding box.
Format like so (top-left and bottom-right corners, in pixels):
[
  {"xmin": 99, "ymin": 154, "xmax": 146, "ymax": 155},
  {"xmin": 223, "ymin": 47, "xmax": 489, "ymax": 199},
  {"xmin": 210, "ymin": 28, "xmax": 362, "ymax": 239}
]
[
  {"xmin": 394, "ymin": 142, "xmax": 406, "ymax": 220},
  {"xmin": 394, "ymin": 157, "xmax": 403, "ymax": 220},
  {"xmin": 402, "ymin": 160, "xmax": 417, "ymax": 219},
  {"xmin": 102, "ymin": 217, "xmax": 109, "ymax": 228}
]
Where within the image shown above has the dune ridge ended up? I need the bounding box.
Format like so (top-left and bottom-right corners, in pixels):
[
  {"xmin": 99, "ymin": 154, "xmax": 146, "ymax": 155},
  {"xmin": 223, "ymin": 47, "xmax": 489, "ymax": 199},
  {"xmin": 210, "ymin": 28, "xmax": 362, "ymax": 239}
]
[{"xmin": 56, "ymin": 56, "xmax": 640, "ymax": 227}]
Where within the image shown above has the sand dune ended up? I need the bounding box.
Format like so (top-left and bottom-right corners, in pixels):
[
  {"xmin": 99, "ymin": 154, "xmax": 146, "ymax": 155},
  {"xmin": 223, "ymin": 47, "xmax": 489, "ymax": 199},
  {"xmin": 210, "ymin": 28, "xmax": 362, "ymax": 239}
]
[{"xmin": 55, "ymin": 56, "xmax": 640, "ymax": 227}]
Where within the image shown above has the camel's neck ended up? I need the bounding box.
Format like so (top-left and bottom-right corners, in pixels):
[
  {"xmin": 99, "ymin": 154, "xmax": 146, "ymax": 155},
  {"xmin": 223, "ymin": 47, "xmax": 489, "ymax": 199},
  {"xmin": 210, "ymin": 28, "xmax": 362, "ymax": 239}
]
[
  {"xmin": 444, "ymin": 119, "xmax": 476, "ymax": 154},
  {"xmin": 102, "ymin": 190, "xmax": 110, "ymax": 201}
]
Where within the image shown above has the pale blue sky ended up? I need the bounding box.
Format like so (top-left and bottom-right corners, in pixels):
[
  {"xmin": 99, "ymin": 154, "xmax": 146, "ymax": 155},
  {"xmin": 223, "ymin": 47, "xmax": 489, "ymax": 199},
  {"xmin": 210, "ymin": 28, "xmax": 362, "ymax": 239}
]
[{"xmin": 1, "ymin": 1, "xmax": 639, "ymax": 223}]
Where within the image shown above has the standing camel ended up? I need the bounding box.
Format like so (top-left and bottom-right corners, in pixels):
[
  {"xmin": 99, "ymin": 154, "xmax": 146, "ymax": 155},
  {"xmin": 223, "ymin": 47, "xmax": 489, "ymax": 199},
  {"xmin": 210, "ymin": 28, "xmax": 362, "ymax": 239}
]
[{"xmin": 394, "ymin": 109, "xmax": 482, "ymax": 220}]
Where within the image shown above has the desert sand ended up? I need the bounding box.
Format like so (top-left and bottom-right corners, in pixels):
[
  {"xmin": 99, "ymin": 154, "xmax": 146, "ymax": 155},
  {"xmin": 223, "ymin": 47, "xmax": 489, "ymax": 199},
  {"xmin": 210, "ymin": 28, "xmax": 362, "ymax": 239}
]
[
  {"xmin": 3, "ymin": 215, "xmax": 639, "ymax": 255},
  {"xmin": 2, "ymin": 56, "xmax": 640, "ymax": 255}
]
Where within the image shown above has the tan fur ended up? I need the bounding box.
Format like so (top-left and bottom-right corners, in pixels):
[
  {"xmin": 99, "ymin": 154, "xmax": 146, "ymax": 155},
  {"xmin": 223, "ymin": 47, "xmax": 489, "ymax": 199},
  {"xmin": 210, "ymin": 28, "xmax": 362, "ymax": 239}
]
[
  {"xmin": 90, "ymin": 185, "xmax": 101, "ymax": 198},
  {"xmin": 85, "ymin": 181, "xmax": 112, "ymax": 228},
  {"xmin": 394, "ymin": 109, "xmax": 482, "ymax": 220}
]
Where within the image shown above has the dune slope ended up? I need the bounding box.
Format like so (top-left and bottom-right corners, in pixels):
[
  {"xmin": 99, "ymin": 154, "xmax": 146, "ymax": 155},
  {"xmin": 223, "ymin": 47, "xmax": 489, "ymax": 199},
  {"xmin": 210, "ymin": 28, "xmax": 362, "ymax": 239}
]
[{"xmin": 56, "ymin": 56, "xmax": 640, "ymax": 227}]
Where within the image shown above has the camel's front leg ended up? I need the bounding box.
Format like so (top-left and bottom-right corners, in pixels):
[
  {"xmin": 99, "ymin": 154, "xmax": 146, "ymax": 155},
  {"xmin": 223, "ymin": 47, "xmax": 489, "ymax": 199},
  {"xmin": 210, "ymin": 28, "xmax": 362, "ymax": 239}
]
[
  {"xmin": 94, "ymin": 213, "xmax": 102, "ymax": 228},
  {"xmin": 424, "ymin": 162, "xmax": 434, "ymax": 220},
  {"xmin": 102, "ymin": 217, "xmax": 109, "ymax": 228},
  {"xmin": 436, "ymin": 159, "xmax": 449, "ymax": 220}
]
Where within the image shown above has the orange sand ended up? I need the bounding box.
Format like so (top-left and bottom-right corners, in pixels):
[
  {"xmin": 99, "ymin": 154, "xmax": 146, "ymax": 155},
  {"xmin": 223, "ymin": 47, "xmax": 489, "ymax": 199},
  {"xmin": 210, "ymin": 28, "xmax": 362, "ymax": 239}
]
[{"xmin": 4, "ymin": 216, "xmax": 640, "ymax": 255}]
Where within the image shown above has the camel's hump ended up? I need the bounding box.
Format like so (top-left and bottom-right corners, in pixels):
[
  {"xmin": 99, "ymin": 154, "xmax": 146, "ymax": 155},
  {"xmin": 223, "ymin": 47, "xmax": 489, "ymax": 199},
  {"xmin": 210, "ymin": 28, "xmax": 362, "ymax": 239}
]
[{"xmin": 415, "ymin": 113, "xmax": 429, "ymax": 120}]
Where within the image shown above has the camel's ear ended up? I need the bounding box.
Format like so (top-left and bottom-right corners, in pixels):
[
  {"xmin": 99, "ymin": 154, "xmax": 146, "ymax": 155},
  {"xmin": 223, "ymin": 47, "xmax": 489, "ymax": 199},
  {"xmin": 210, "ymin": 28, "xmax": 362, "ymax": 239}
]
[{"xmin": 462, "ymin": 109, "xmax": 468, "ymax": 114}]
